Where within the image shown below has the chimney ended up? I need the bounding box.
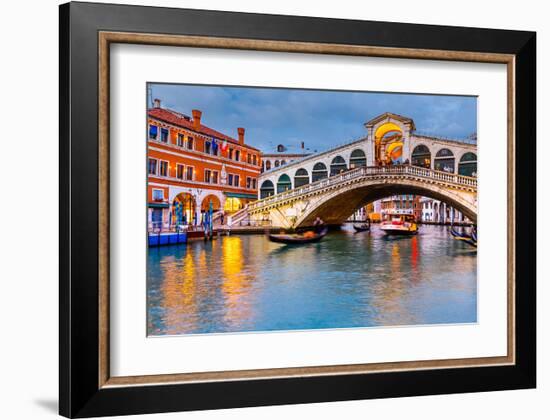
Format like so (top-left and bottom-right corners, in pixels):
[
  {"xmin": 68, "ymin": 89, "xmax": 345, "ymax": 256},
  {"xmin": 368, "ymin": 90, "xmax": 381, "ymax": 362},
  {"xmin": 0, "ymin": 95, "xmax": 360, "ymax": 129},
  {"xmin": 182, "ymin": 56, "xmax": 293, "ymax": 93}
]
[
  {"xmin": 237, "ymin": 127, "xmax": 245, "ymax": 145},
  {"xmin": 192, "ymin": 109, "xmax": 202, "ymax": 130},
  {"xmin": 153, "ymin": 98, "xmax": 161, "ymax": 108}
]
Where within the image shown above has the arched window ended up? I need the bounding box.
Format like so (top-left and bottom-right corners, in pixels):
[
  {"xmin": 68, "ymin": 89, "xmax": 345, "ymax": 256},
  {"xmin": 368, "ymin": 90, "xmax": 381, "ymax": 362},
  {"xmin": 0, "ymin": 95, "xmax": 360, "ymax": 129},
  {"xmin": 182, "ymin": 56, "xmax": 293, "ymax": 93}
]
[
  {"xmin": 349, "ymin": 149, "xmax": 367, "ymax": 168},
  {"xmin": 411, "ymin": 145, "xmax": 431, "ymax": 168},
  {"xmin": 458, "ymin": 152, "xmax": 477, "ymax": 177},
  {"xmin": 281, "ymin": 160, "xmax": 287, "ymax": 166},
  {"xmin": 276, "ymin": 174, "xmax": 292, "ymax": 194},
  {"xmin": 261, "ymin": 161, "xmax": 265, "ymax": 173},
  {"xmin": 294, "ymin": 168, "xmax": 309, "ymax": 188},
  {"xmin": 274, "ymin": 160, "xmax": 280, "ymax": 167},
  {"xmin": 260, "ymin": 180, "xmax": 275, "ymax": 199},
  {"xmin": 312, "ymin": 162, "xmax": 328, "ymax": 182},
  {"xmin": 330, "ymin": 156, "xmax": 347, "ymax": 176},
  {"xmin": 265, "ymin": 160, "xmax": 271, "ymax": 171},
  {"xmin": 434, "ymin": 148, "xmax": 455, "ymax": 173}
]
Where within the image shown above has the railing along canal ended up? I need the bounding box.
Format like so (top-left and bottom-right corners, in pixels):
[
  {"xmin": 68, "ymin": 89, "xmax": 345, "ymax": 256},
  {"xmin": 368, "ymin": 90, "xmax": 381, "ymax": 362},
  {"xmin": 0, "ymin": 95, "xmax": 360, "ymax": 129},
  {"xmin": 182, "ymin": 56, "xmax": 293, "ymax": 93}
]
[{"xmin": 248, "ymin": 165, "xmax": 477, "ymax": 212}]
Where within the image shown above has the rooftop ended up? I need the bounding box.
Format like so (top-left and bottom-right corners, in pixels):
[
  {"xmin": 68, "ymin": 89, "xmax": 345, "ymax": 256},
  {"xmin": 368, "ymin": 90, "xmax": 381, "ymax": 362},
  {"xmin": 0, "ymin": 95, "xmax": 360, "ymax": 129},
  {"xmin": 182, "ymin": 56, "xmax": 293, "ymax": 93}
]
[{"xmin": 148, "ymin": 107, "xmax": 260, "ymax": 152}]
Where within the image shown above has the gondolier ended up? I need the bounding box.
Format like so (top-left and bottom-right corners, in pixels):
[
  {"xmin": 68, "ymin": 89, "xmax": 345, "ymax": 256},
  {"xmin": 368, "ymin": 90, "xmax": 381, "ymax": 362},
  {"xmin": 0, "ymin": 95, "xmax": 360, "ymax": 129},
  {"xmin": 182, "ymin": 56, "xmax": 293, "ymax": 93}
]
[{"xmin": 313, "ymin": 217, "xmax": 325, "ymax": 234}]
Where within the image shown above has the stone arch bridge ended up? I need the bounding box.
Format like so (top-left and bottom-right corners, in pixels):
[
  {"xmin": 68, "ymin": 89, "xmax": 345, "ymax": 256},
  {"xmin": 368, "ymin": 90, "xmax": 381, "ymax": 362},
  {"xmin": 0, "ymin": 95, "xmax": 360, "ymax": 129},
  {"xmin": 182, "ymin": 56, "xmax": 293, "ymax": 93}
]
[
  {"xmin": 232, "ymin": 165, "xmax": 477, "ymax": 229},
  {"xmin": 228, "ymin": 112, "xmax": 478, "ymax": 228}
]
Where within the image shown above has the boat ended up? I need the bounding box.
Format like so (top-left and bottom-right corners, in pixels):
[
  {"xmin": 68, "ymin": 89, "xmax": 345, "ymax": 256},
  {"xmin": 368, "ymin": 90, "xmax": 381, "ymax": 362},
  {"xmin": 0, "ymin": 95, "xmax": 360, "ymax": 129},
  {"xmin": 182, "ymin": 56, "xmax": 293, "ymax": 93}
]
[
  {"xmin": 380, "ymin": 213, "xmax": 418, "ymax": 235},
  {"xmin": 353, "ymin": 219, "xmax": 371, "ymax": 232},
  {"xmin": 450, "ymin": 226, "xmax": 470, "ymax": 240},
  {"xmin": 450, "ymin": 225, "xmax": 477, "ymax": 247},
  {"xmin": 268, "ymin": 227, "xmax": 328, "ymax": 244},
  {"xmin": 471, "ymin": 227, "xmax": 477, "ymax": 243},
  {"xmin": 353, "ymin": 224, "xmax": 370, "ymax": 232}
]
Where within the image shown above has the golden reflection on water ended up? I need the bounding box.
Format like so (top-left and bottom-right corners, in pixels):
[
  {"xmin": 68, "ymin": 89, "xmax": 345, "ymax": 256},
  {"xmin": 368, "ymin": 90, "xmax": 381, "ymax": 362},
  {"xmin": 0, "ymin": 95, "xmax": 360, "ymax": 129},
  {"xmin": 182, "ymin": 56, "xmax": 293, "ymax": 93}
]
[
  {"xmin": 156, "ymin": 237, "xmax": 258, "ymax": 334},
  {"xmin": 221, "ymin": 236, "xmax": 255, "ymax": 329},
  {"xmin": 158, "ymin": 247, "xmax": 205, "ymax": 334}
]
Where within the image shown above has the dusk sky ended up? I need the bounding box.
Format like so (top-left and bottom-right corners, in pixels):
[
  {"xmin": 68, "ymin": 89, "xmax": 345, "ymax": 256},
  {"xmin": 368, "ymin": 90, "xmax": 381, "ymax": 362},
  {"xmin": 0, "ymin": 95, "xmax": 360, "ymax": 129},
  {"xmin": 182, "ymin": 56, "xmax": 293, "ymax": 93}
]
[{"xmin": 148, "ymin": 83, "xmax": 477, "ymax": 153}]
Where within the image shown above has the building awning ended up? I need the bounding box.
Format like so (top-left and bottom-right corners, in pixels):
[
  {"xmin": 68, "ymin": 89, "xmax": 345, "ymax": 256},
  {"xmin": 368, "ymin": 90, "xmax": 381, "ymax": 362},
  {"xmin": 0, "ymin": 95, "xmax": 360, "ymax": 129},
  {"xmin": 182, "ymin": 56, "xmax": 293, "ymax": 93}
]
[
  {"xmin": 224, "ymin": 192, "xmax": 257, "ymax": 200},
  {"xmin": 148, "ymin": 202, "xmax": 169, "ymax": 208}
]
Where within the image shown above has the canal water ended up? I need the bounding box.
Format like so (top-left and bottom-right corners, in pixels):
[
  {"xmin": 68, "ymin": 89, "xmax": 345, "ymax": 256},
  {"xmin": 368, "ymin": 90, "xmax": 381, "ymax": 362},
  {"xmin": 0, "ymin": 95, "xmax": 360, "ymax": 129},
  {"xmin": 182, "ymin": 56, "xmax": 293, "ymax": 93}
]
[{"xmin": 147, "ymin": 225, "xmax": 477, "ymax": 336}]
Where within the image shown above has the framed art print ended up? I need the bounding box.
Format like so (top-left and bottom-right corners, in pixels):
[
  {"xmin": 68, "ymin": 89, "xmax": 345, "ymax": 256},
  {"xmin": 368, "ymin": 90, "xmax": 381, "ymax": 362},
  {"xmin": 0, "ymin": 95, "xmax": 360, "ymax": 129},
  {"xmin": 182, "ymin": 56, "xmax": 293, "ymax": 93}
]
[{"xmin": 59, "ymin": 2, "xmax": 536, "ymax": 418}]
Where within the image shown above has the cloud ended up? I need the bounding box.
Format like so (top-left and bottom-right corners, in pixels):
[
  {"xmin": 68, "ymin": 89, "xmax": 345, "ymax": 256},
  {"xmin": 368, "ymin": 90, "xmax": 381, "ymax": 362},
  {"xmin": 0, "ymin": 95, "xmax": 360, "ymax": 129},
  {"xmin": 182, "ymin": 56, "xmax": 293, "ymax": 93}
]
[{"xmin": 149, "ymin": 83, "xmax": 477, "ymax": 151}]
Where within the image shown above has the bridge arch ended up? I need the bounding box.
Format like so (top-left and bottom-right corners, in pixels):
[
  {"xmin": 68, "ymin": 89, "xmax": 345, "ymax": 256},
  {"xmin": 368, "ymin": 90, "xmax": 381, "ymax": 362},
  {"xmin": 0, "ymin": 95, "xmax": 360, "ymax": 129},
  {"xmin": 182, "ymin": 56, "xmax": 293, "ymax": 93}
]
[
  {"xmin": 349, "ymin": 149, "xmax": 367, "ymax": 168},
  {"xmin": 312, "ymin": 162, "xmax": 328, "ymax": 182},
  {"xmin": 374, "ymin": 121, "xmax": 403, "ymax": 140},
  {"xmin": 411, "ymin": 144, "xmax": 432, "ymax": 168},
  {"xmin": 294, "ymin": 168, "xmax": 310, "ymax": 188},
  {"xmin": 434, "ymin": 148, "xmax": 455, "ymax": 173},
  {"xmin": 330, "ymin": 156, "xmax": 347, "ymax": 176},
  {"xmin": 276, "ymin": 174, "xmax": 292, "ymax": 194},
  {"xmin": 259, "ymin": 180, "xmax": 275, "ymax": 199},
  {"xmin": 293, "ymin": 179, "xmax": 476, "ymax": 228},
  {"xmin": 459, "ymin": 152, "xmax": 477, "ymax": 177},
  {"xmin": 373, "ymin": 121, "xmax": 405, "ymax": 165}
]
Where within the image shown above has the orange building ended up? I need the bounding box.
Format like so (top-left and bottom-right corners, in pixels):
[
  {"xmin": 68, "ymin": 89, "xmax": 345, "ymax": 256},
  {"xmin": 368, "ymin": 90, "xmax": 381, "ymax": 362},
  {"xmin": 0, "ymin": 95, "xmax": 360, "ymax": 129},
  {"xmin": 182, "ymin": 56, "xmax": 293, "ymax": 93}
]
[{"xmin": 147, "ymin": 99, "xmax": 261, "ymax": 231}]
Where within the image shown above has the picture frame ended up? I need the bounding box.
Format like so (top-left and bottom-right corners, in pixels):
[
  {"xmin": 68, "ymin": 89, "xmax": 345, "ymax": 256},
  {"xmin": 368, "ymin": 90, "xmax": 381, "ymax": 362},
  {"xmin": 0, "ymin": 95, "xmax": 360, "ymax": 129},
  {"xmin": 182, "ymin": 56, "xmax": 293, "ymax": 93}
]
[{"xmin": 59, "ymin": 1, "xmax": 536, "ymax": 417}]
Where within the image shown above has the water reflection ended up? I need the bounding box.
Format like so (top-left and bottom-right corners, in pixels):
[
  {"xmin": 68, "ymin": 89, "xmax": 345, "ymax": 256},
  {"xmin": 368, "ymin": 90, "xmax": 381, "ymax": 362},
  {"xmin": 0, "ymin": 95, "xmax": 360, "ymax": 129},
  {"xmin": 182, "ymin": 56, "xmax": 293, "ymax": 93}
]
[
  {"xmin": 147, "ymin": 225, "xmax": 477, "ymax": 335},
  {"xmin": 221, "ymin": 236, "xmax": 256, "ymax": 330}
]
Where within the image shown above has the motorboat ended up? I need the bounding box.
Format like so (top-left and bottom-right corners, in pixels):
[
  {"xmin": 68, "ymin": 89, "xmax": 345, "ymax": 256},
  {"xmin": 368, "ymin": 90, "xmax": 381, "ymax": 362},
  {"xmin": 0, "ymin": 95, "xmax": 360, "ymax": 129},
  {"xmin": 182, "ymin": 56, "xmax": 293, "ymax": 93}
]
[{"xmin": 380, "ymin": 214, "xmax": 418, "ymax": 235}]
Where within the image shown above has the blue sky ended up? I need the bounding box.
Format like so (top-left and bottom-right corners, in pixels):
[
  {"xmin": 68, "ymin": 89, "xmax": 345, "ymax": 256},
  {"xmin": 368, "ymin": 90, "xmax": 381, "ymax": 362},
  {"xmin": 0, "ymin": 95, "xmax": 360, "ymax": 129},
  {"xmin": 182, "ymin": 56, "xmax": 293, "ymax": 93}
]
[{"xmin": 148, "ymin": 83, "xmax": 477, "ymax": 153}]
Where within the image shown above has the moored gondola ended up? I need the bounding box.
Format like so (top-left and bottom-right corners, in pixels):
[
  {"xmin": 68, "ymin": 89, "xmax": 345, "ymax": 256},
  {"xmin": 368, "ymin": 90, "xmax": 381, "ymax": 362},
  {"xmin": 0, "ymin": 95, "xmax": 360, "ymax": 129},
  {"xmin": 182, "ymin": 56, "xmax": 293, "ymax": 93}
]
[
  {"xmin": 450, "ymin": 226, "xmax": 477, "ymax": 247},
  {"xmin": 268, "ymin": 228, "xmax": 328, "ymax": 244},
  {"xmin": 471, "ymin": 226, "xmax": 477, "ymax": 243},
  {"xmin": 450, "ymin": 226, "xmax": 470, "ymax": 239}
]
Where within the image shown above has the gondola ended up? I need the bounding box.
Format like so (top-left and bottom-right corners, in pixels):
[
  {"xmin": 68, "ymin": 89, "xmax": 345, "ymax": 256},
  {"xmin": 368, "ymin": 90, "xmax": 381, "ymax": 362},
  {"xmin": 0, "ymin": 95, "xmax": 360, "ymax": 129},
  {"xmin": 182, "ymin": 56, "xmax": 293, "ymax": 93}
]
[
  {"xmin": 450, "ymin": 226, "xmax": 477, "ymax": 247},
  {"xmin": 353, "ymin": 224, "xmax": 370, "ymax": 232},
  {"xmin": 353, "ymin": 220, "xmax": 371, "ymax": 232},
  {"xmin": 268, "ymin": 227, "xmax": 328, "ymax": 244},
  {"xmin": 449, "ymin": 226, "xmax": 470, "ymax": 240}
]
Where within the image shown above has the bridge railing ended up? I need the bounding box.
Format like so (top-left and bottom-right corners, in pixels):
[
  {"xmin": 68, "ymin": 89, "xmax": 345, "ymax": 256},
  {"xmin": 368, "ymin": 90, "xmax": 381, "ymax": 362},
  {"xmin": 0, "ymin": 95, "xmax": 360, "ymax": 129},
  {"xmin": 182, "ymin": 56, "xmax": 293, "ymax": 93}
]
[{"xmin": 248, "ymin": 164, "xmax": 477, "ymax": 212}]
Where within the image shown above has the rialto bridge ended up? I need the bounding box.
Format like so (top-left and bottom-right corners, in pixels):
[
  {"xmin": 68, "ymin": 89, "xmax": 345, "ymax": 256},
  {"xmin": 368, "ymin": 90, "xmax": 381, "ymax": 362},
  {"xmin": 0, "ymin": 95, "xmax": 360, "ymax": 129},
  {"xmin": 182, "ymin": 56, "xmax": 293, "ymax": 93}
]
[{"xmin": 230, "ymin": 112, "xmax": 478, "ymax": 228}]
